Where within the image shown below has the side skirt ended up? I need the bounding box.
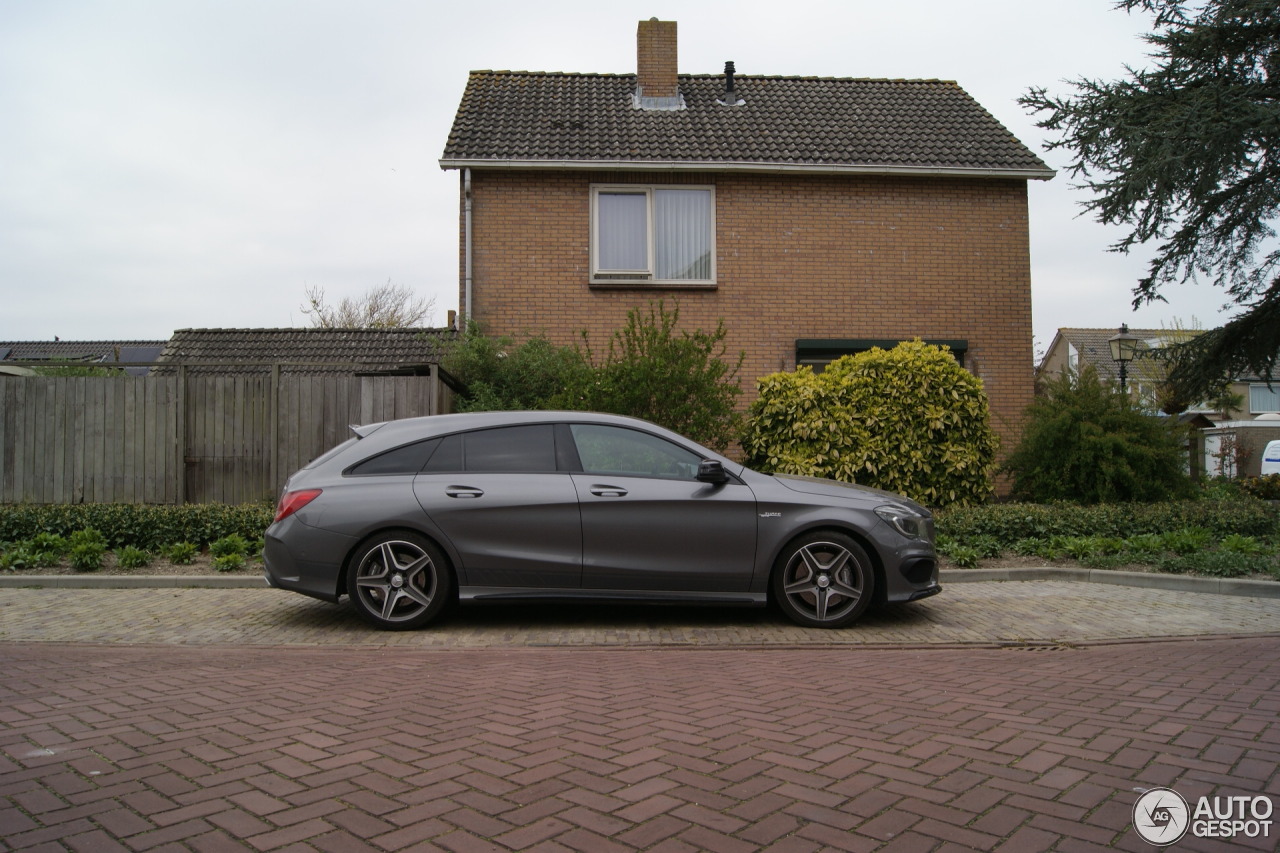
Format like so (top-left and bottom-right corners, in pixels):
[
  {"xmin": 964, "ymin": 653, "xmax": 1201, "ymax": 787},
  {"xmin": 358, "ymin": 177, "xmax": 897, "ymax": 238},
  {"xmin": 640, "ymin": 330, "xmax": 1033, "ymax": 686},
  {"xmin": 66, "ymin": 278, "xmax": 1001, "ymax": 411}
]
[{"xmin": 458, "ymin": 587, "xmax": 767, "ymax": 607}]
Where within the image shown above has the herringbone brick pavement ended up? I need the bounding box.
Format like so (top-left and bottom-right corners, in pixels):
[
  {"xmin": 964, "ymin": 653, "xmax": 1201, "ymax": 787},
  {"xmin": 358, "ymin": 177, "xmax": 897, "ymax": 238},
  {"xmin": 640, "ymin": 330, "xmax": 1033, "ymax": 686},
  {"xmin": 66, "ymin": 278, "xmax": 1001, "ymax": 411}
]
[{"xmin": 1, "ymin": 638, "xmax": 1277, "ymax": 851}]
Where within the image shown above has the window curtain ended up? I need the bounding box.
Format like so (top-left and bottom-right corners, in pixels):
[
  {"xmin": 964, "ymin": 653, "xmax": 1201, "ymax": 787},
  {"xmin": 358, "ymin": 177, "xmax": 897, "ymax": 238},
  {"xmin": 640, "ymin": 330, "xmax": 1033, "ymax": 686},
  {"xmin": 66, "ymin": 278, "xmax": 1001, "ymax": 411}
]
[
  {"xmin": 1251, "ymin": 384, "xmax": 1280, "ymax": 414},
  {"xmin": 655, "ymin": 189, "xmax": 711, "ymax": 280},
  {"xmin": 598, "ymin": 193, "xmax": 648, "ymax": 271}
]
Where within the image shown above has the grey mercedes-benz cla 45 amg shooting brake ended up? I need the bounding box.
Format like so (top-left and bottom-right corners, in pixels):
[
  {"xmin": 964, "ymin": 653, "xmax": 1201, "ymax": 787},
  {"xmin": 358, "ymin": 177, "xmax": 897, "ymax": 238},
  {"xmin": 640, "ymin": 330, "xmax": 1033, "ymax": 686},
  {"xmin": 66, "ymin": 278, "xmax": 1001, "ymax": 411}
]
[{"xmin": 264, "ymin": 411, "xmax": 940, "ymax": 630}]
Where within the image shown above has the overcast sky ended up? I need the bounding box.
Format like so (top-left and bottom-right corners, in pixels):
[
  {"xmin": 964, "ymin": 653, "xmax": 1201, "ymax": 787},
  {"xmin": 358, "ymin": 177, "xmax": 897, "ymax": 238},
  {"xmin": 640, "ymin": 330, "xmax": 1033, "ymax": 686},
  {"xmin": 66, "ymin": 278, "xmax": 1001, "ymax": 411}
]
[{"xmin": 0, "ymin": 0, "xmax": 1238, "ymax": 354}]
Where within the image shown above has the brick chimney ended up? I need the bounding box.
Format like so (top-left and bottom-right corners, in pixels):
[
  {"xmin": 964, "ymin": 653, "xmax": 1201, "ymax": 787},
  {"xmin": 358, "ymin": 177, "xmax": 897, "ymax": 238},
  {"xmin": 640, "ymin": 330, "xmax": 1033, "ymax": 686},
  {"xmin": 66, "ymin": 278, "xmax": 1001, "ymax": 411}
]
[{"xmin": 636, "ymin": 18, "xmax": 681, "ymax": 109}]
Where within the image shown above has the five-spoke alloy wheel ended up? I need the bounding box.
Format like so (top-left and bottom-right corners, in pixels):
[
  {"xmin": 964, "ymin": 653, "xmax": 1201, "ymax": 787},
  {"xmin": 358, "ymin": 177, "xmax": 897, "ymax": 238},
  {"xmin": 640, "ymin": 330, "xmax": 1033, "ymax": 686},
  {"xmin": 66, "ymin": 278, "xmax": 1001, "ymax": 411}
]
[
  {"xmin": 346, "ymin": 532, "xmax": 451, "ymax": 630},
  {"xmin": 772, "ymin": 531, "xmax": 875, "ymax": 628}
]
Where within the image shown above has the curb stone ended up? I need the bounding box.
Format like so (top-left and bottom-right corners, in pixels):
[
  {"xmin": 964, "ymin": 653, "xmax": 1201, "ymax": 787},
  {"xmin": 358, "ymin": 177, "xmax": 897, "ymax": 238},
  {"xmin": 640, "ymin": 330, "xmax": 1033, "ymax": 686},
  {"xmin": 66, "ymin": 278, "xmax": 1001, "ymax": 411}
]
[
  {"xmin": 941, "ymin": 566, "xmax": 1280, "ymax": 597},
  {"xmin": 0, "ymin": 567, "xmax": 1276, "ymax": 597}
]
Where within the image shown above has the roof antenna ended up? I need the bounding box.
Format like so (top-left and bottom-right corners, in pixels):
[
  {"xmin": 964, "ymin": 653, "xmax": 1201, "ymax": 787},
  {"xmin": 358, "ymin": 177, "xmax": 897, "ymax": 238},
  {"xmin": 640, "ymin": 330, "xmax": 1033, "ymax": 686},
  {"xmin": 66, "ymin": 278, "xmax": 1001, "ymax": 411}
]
[{"xmin": 718, "ymin": 61, "xmax": 745, "ymax": 107}]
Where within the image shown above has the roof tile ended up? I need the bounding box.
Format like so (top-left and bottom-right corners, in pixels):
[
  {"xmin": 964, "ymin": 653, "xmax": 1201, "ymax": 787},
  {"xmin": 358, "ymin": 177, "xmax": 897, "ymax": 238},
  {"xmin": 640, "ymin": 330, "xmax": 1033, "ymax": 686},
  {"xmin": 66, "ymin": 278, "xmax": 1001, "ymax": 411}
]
[{"xmin": 442, "ymin": 72, "xmax": 1051, "ymax": 176}]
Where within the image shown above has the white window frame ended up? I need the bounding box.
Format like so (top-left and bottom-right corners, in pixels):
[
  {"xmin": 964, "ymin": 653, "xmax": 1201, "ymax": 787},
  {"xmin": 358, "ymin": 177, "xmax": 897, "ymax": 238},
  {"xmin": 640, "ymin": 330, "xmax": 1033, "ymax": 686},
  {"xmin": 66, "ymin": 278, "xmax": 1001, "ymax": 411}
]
[{"xmin": 590, "ymin": 184, "xmax": 716, "ymax": 286}]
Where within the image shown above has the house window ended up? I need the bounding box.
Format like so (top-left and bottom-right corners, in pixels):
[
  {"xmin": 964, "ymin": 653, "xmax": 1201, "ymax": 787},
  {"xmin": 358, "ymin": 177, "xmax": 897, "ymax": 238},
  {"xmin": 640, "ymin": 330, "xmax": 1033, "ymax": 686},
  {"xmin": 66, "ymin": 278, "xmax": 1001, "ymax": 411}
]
[
  {"xmin": 591, "ymin": 185, "xmax": 714, "ymax": 285},
  {"xmin": 1250, "ymin": 384, "xmax": 1280, "ymax": 414}
]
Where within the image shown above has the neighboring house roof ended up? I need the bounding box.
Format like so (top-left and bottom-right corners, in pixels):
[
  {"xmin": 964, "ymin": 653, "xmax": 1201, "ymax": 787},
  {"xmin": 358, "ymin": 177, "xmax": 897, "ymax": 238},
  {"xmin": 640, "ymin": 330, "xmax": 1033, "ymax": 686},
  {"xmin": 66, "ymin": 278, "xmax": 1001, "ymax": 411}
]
[
  {"xmin": 153, "ymin": 328, "xmax": 455, "ymax": 376},
  {"xmin": 1040, "ymin": 327, "xmax": 1168, "ymax": 385},
  {"xmin": 0, "ymin": 340, "xmax": 167, "ymax": 376},
  {"xmin": 441, "ymin": 72, "xmax": 1054, "ymax": 180},
  {"xmin": 1043, "ymin": 327, "xmax": 1279, "ymax": 384}
]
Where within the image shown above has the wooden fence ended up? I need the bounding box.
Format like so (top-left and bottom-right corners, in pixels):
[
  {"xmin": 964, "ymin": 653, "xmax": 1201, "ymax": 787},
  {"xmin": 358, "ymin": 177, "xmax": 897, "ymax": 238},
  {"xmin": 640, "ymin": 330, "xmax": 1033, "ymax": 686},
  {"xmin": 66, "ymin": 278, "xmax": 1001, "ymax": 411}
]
[{"xmin": 0, "ymin": 367, "xmax": 450, "ymax": 505}]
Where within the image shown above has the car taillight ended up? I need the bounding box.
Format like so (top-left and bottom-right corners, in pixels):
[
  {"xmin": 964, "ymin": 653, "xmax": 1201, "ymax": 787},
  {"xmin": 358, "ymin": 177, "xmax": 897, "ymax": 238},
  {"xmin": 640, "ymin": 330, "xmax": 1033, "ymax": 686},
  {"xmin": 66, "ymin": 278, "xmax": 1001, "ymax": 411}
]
[{"xmin": 274, "ymin": 489, "xmax": 322, "ymax": 522}]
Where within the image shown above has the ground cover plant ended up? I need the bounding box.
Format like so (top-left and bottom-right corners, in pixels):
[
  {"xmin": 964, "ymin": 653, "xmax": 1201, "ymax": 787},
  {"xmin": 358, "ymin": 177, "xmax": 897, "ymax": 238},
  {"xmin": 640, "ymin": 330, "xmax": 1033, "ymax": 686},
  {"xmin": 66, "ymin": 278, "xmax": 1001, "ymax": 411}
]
[
  {"xmin": 0, "ymin": 502, "xmax": 271, "ymax": 573},
  {"xmin": 936, "ymin": 497, "xmax": 1280, "ymax": 578}
]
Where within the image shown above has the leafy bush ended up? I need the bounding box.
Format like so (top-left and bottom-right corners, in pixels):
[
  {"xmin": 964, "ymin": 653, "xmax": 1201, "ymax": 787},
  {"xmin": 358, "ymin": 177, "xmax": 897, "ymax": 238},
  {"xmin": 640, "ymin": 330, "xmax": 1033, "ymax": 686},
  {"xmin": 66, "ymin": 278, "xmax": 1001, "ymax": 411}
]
[
  {"xmin": 444, "ymin": 323, "xmax": 592, "ymax": 413},
  {"xmin": 1002, "ymin": 368, "xmax": 1196, "ymax": 503},
  {"xmin": 115, "ymin": 546, "xmax": 151, "ymax": 569},
  {"xmin": 69, "ymin": 528, "xmax": 106, "ymax": 548},
  {"xmin": 0, "ymin": 543, "xmax": 33, "ymax": 571},
  {"xmin": 742, "ymin": 340, "xmax": 998, "ymax": 508},
  {"xmin": 1156, "ymin": 551, "xmax": 1278, "ymax": 578},
  {"xmin": 69, "ymin": 541, "xmax": 106, "ymax": 572},
  {"xmin": 1239, "ymin": 474, "xmax": 1280, "ymax": 501},
  {"xmin": 443, "ymin": 303, "xmax": 745, "ymax": 452},
  {"xmin": 1124, "ymin": 533, "xmax": 1166, "ymax": 556},
  {"xmin": 210, "ymin": 534, "xmax": 250, "ymax": 559},
  {"xmin": 1161, "ymin": 527, "xmax": 1213, "ymax": 555},
  {"xmin": 573, "ymin": 302, "xmax": 745, "ymax": 452},
  {"xmin": 212, "ymin": 553, "xmax": 246, "ymax": 572},
  {"xmin": 166, "ymin": 542, "xmax": 199, "ymax": 564},
  {"xmin": 20, "ymin": 534, "xmax": 66, "ymax": 568},
  {"xmin": 967, "ymin": 536, "xmax": 1004, "ymax": 559},
  {"xmin": 1219, "ymin": 534, "xmax": 1270, "ymax": 556},
  {"xmin": 1011, "ymin": 538, "xmax": 1045, "ymax": 557}
]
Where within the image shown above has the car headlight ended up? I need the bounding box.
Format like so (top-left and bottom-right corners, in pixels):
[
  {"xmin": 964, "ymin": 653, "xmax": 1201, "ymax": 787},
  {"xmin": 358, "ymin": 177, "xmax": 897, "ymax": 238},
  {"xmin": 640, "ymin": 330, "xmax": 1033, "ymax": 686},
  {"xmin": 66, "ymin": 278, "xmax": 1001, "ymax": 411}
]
[{"xmin": 875, "ymin": 506, "xmax": 928, "ymax": 540}]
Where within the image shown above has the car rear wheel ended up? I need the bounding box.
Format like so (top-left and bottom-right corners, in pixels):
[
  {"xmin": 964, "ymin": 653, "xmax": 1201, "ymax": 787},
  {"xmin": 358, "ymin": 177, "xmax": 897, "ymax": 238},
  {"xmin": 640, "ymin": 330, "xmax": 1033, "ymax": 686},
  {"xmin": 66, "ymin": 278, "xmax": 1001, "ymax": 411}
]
[
  {"xmin": 347, "ymin": 532, "xmax": 451, "ymax": 630},
  {"xmin": 773, "ymin": 531, "xmax": 874, "ymax": 628}
]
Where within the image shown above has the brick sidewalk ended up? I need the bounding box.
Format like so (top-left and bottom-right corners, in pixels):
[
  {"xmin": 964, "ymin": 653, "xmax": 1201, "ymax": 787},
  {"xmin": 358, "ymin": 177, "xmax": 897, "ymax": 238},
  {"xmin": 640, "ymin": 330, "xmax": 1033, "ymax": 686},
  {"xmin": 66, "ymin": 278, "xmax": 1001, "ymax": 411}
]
[
  {"xmin": 2, "ymin": 638, "xmax": 1278, "ymax": 851},
  {"xmin": 3, "ymin": 580, "xmax": 1280, "ymax": 647}
]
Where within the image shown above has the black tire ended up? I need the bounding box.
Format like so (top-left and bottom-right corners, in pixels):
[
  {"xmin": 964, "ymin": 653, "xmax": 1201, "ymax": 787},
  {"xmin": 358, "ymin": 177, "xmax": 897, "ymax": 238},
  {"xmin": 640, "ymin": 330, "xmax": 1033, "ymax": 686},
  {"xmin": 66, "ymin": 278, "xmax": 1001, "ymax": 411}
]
[
  {"xmin": 346, "ymin": 531, "xmax": 452, "ymax": 630},
  {"xmin": 772, "ymin": 531, "xmax": 875, "ymax": 628}
]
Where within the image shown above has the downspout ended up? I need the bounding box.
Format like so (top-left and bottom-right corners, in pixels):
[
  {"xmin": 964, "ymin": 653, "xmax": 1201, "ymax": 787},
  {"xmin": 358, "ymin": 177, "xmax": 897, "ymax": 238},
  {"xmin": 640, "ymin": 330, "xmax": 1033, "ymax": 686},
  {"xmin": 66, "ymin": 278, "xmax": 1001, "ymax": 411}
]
[{"xmin": 462, "ymin": 168, "xmax": 473, "ymax": 329}]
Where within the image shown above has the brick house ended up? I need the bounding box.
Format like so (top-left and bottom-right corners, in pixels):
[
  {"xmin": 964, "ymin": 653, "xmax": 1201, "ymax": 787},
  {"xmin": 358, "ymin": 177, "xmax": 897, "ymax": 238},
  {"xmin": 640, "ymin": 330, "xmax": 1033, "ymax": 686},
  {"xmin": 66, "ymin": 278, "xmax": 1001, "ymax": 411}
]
[{"xmin": 440, "ymin": 19, "xmax": 1053, "ymax": 452}]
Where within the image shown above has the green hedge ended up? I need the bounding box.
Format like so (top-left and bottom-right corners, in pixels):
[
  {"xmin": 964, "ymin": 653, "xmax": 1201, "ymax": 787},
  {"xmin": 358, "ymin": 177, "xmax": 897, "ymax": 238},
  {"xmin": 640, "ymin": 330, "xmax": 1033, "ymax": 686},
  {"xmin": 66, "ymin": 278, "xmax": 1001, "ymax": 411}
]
[
  {"xmin": 937, "ymin": 499, "xmax": 1279, "ymax": 546},
  {"xmin": 0, "ymin": 503, "xmax": 274, "ymax": 551}
]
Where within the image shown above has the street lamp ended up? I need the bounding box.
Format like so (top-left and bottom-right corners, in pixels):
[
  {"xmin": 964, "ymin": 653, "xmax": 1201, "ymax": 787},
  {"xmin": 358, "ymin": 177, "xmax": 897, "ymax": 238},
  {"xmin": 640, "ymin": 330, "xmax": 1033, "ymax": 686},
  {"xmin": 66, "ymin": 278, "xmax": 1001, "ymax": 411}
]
[{"xmin": 1108, "ymin": 324, "xmax": 1141, "ymax": 392}]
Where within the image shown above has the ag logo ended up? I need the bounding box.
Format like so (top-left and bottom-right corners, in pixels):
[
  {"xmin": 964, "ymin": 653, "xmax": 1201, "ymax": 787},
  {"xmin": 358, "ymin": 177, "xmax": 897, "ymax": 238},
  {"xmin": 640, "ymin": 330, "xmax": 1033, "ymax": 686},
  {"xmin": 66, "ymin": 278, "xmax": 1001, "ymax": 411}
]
[{"xmin": 1133, "ymin": 787, "xmax": 1190, "ymax": 845}]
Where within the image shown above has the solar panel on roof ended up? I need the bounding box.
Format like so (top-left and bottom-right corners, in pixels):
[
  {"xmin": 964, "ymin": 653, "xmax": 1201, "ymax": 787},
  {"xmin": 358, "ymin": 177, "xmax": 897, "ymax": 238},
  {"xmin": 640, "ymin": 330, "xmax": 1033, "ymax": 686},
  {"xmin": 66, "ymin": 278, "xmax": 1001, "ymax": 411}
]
[{"xmin": 119, "ymin": 346, "xmax": 163, "ymax": 362}]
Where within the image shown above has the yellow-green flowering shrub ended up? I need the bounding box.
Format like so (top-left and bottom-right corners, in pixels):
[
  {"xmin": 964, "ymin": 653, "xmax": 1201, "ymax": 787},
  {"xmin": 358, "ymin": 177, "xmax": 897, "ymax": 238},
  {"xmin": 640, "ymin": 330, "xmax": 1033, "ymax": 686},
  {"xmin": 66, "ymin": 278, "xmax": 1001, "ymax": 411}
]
[{"xmin": 741, "ymin": 340, "xmax": 998, "ymax": 507}]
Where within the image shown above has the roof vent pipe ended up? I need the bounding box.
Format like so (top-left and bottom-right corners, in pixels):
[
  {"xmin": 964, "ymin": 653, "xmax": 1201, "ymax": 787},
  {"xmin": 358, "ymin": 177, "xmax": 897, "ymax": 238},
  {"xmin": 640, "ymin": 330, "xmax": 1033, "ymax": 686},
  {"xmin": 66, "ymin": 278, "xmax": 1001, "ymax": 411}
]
[{"xmin": 717, "ymin": 60, "xmax": 745, "ymax": 106}]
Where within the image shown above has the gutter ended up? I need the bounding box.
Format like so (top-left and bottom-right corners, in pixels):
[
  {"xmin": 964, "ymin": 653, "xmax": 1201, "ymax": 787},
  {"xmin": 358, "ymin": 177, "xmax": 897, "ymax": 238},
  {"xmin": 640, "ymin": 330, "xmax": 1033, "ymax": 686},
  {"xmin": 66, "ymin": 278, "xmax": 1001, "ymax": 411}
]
[{"xmin": 440, "ymin": 159, "xmax": 1056, "ymax": 181}]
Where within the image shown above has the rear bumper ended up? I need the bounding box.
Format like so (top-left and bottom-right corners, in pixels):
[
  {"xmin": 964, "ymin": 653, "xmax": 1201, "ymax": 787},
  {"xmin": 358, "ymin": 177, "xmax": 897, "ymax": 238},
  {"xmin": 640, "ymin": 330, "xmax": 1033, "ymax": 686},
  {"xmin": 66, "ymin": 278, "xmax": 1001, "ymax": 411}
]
[{"xmin": 262, "ymin": 517, "xmax": 353, "ymax": 603}]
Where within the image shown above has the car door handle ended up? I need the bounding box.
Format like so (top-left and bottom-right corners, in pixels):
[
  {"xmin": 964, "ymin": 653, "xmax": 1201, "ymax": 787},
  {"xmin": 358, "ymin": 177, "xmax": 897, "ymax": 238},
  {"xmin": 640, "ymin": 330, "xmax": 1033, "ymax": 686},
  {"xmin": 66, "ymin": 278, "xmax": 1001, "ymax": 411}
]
[
  {"xmin": 445, "ymin": 486, "xmax": 484, "ymax": 499},
  {"xmin": 589, "ymin": 485, "xmax": 628, "ymax": 498}
]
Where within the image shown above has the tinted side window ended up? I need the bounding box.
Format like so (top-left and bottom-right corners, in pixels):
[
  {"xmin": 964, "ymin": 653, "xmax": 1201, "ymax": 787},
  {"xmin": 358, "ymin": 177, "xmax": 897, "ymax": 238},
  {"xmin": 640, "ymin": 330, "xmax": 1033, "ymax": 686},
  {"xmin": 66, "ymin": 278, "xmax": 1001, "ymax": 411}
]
[
  {"xmin": 464, "ymin": 425, "xmax": 557, "ymax": 472},
  {"xmin": 422, "ymin": 433, "xmax": 463, "ymax": 473},
  {"xmin": 349, "ymin": 439, "xmax": 440, "ymax": 476},
  {"xmin": 570, "ymin": 424, "xmax": 702, "ymax": 480}
]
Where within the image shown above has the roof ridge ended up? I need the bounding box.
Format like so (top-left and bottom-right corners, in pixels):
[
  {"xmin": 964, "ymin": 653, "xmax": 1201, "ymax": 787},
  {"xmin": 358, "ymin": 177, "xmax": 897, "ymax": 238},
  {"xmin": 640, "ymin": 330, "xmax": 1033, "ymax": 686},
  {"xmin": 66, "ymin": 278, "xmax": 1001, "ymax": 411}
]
[{"xmin": 468, "ymin": 69, "xmax": 959, "ymax": 85}]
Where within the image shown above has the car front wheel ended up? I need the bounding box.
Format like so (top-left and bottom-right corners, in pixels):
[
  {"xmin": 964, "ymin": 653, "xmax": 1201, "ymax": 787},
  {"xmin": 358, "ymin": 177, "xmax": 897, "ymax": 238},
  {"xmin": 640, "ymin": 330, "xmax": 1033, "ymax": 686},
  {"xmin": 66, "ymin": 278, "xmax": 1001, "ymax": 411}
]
[
  {"xmin": 346, "ymin": 532, "xmax": 451, "ymax": 630},
  {"xmin": 773, "ymin": 531, "xmax": 874, "ymax": 628}
]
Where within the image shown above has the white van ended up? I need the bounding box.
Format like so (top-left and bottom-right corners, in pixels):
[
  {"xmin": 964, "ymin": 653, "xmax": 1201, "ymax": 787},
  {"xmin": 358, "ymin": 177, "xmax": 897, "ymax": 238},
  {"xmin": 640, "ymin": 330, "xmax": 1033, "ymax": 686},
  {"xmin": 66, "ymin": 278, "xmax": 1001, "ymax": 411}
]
[{"xmin": 1262, "ymin": 440, "xmax": 1280, "ymax": 476}]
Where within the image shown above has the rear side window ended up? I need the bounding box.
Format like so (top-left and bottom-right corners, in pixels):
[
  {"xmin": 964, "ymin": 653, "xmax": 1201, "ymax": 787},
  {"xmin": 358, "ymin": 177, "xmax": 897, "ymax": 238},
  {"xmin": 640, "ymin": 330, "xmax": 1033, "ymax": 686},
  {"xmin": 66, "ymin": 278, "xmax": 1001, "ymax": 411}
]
[
  {"xmin": 419, "ymin": 425, "xmax": 559, "ymax": 473},
  {"xmin": 465, "ymin": 425, "xmax": 557, "ymax": 472},
  {"xmin": 423, "ymin": 434, "xmax": 463, "ymax": 472},
  {"xmin": 348, "ymin": 439, "xmax": 440, "ymax": 476}
]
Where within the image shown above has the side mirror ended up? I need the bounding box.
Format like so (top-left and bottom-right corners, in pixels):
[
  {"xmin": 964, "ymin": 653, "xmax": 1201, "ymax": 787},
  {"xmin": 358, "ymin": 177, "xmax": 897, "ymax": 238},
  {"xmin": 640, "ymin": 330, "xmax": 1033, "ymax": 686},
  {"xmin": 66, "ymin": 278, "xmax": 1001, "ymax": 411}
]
[{"xmin": 697, "ymin": 460, "xmax": 729, "ymax": 484}]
